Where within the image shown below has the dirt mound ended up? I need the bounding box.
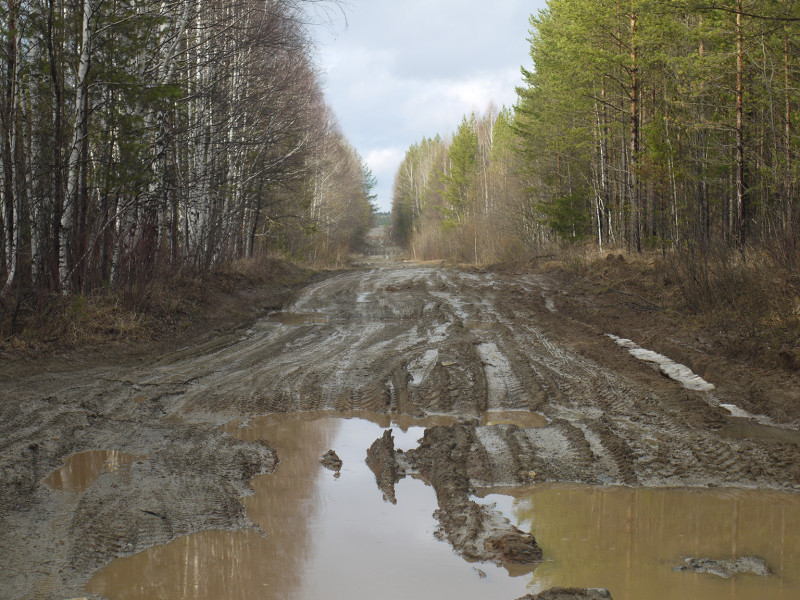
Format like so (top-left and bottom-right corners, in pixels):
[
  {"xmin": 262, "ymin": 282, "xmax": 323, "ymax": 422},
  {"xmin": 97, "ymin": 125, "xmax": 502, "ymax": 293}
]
[
  {"xmin": 403, "ymin": 424, "xmax": 542, "ymax": 565},
  {"xmin": 528, "ymin": 253, "xmax": 800, "ymax": 426},
  {"xmin": 674, "ymin": 556, "xmax": 772, "ymax": 579},
  {"xmin": 320, "ymin": 449, "xmax": 343, "ymax": 473},
  {"xmin": 365, "ymin": 429, "xmax": 405, "ymax": 503},
  {"xmin": 518, "ymin": 588, "xmax": 613, "ymax": 600}
]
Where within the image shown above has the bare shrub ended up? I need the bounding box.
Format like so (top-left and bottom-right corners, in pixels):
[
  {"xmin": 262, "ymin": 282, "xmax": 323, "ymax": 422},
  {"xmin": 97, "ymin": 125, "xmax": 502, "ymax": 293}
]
[
  {"xmin": 668, "ymin": 244, "xmax": 775, "ymax": 315},
  {"xmin": 667, "ymin": 243, "xmax": 800, "ymax": 364}
]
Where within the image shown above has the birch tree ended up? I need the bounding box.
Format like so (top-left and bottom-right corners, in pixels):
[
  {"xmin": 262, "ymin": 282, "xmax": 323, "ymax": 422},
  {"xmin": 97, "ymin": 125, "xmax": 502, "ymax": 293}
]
[{"xmin": 1, "ymin": 0, "xmax": 373, "ymax": 312}]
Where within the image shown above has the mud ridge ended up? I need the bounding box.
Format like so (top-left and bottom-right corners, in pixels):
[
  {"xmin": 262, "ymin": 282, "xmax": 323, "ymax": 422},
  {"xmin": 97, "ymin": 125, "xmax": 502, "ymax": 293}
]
[
  {"xmin": 0, "ymin": 384, "xmax": 276, "ymax": 600},
  {"xmin": 400, "ymin": 424, "xmax": 542, "ymax": 566},
  {"xmin": 4, "ymin": 262, "xmax": 800, "ymax": 598},
  {"xmin": 674, "ymin": 556, "xmax": 772, "ymax": 579},
  {"xmin": 365, "ymin": 429, "xmax": 405, "ymax": 503},
  {"xmin": 518, "ymin": 588, "xmax": 613, "ymax": 600}
]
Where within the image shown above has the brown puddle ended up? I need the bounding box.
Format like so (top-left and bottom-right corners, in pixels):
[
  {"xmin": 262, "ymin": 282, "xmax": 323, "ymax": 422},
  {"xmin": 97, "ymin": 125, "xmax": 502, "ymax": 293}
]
[
  {"xmin": 481, "ymin": 410, "xmax": 548, "ymax": 429},
  {"xmin": 84, "ymin": 416, "xmax": 800, "ymax": 600},
  {"xmin": 721, "ymin": 417, "xmax": 800, "ymax": 445},
  {"xmin": 45, "ymin": 450, "xmax": 145, "ymax": 493},
  {"xmin": 86, "ymin": 415, "xmax": 531, "ymax": 600},
  {"xmin": 481, "ymin": 485, "xmax": 800, "ymax": 600}
]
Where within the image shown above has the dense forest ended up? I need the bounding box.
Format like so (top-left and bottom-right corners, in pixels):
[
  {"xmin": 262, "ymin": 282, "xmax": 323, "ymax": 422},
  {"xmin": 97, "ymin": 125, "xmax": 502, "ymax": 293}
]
[
  {"xmin": 392, "ymin": 0, "xmax": 800, "ymax": 268},
  {"xmin": 0, "ymin": 0, "xmax": 374, "ymax": 303}
]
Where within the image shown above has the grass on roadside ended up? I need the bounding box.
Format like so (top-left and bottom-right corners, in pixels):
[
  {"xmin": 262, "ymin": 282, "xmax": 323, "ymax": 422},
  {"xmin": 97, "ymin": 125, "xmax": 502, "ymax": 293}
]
[
  {"xmin": 550, "ymin": 243, "xmax": 800, "ymax": 371},
  {"xmin": 0, "ymin": 254, "xmax": 312, "ymax": 357}
]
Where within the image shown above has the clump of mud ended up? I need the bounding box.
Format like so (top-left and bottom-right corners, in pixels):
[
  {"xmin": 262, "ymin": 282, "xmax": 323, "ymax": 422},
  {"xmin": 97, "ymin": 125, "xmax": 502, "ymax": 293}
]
[
  {"xmin": 0, "ymin": 397, "xmax": 277, "ymax": 600},
  {"xmin": 367, "ymin": 423, "xmax": 542, "ymax": 566},
  {"xmin": 518, "ymin": 588, "xmax": 613, "ymax": 600},
  {"xmin": 365, "ymin": 430, "xmax": 406, "ymax": 503},
  {"xmin": 320, "ymin": 449, "xmax": 342, "ymax": 474},
  {"xmin": 674, "ymin": 556, "xmax": 772, "ymax": 578}
]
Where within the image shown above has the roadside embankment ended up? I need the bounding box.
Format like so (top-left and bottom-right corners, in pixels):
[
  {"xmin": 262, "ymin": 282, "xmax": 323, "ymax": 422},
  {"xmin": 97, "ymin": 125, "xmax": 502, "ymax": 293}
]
[
  {"xmin": 486, "ymin": 247, "xmax": 800, "ymax": 426},
  {"xmin": 0, "ymin": 256, "xmax": 320, "ymax": 369}
]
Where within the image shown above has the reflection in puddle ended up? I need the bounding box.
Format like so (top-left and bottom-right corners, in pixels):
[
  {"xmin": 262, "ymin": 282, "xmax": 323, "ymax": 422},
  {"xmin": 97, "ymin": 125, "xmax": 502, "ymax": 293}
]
[
  {"xmin": 86, "ymin": 416, "xmax": 530, "ymax": 600},
  {"xmin": 722, "ymin": 417, "xmax": 800, "ymax": 445},
  {"xmin": 82, "ymin": 416, "xmax": 800, "ymax": 600},
  {"xmin": 482, "ymin": 485, "xmax": 800, "ymax": 600},
  {"xmin": 45, "ymin": 450, "xmax": 145, "ymax": 492},
  {"xmin": 481, "ymin": 410, "xmax": 548, "ymax": 429}
]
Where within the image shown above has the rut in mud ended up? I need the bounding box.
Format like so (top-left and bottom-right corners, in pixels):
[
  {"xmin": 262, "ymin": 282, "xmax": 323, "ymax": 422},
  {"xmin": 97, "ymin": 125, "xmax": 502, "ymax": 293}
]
[
  {"xmin": 133, "ymin": 264, "xmax": 798, "ymax": 491},
  {"xmin": 2, "ymin": 263, "xmax": 800, "ymax": 599}
]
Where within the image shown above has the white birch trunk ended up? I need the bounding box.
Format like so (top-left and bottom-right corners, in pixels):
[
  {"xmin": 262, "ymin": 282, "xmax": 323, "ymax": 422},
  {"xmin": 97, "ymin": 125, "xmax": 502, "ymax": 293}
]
[{"xmin": 60, "ymin": 0, "xmax": 94, "ymax": 292}]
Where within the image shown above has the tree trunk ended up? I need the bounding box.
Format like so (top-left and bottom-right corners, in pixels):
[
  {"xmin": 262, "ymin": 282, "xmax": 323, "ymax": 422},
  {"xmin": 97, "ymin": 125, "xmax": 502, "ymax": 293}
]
[
  {"xmin": 629, "ymin": 4, "xmax": 641, "ymax": 252},
  {"xmin": 736, "ymin": 0, "xmax": 747, "ymax": 249},
  {"xmin": 47, "ymin": 0, "xmax": 65, "ymax": 291},
  {"xmin": 784, "ymin": 21, "xmax": 794, "ymax": 247},
  {"xmin": 1, "ymin": 0, "xmax": 19, "ymax": 291},
  {"xmin": 61, "ymin": 0, "xmax": 94, "ymax": 292}
]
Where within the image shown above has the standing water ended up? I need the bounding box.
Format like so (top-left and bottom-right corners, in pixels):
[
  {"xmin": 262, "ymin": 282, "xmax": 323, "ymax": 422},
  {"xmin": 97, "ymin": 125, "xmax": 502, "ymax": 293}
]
[
  {"xmin": 85, "ymin": 414, "xmax": 531, "ymax": 600},
  {"xmin": 45, "ymin": 450, "xmax": 145, "ymax": 493},
  {"xmin": 86, "ymin": 414, "xmax": 800, "ymax": 600},
  {"xmin": 482, "ymin": 485, "xmax": 800, "ymax": 599}
]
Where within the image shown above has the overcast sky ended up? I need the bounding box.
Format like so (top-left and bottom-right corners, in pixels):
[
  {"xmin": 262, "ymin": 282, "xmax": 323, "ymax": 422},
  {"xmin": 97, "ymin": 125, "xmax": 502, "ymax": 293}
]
[{"xmin": 306, "ymin": 0, "xmax": 548, "ymax": 212}]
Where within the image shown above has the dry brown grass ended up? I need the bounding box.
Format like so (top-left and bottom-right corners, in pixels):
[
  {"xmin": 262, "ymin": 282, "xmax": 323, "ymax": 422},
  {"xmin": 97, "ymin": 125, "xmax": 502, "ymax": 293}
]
[
  {"xmin": 674, "ymin": 245, "xmax": 800, "ymax": 369},
  {"xmin": 554, "ymin": 243, "xmax": 800, "ymax": 371},
  {"xmin": 0, "ymin": 254, "xmax": 312, "ymax": 358},
  {"xmin": 406, "ymin": 211, "xmax": 540, "ymax": 267}
]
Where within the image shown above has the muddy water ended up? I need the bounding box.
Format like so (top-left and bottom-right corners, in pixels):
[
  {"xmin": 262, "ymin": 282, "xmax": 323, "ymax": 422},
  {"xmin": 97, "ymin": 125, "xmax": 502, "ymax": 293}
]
[
  {"xmin": 45, "ymin": 450, "xmax": 145, "ymax": 492},
  {"xmin": 722, "ymin": 417, "xmax": 800, "ymax": 445},
  {"xmin": 86, "ymin": 416, "xmax": 531, "ymax": 600},
  {"xmin": 481, "ymin": 410, "xmax": 548, "ymax": 428},
  {"xmin": 82, "ymin": 414, "xmax": 799, "ymax": 600},
  {"xmin": 481, "ymin": 485, "xmax": 800, "ymax": 600}
]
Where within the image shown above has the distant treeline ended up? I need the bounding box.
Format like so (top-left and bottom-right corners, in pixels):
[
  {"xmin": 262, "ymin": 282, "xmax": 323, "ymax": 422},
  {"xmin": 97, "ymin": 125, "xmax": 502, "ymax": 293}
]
[
  {"xmin": 372, "ymin": 212, "xmax": 391, "ymax": 228},
  {"xmin": 0, "ymin": 0, "xmax": 374, "ymax": 300},
  {"xmin": 392, "ymin": 0, "xmax": 800, "ymax": 264}
]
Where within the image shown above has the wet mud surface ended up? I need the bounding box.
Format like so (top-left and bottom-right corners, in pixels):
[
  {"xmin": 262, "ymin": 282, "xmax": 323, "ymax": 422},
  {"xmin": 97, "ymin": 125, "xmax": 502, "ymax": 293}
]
[
  {"xmin": 2, "ymin": 259, "xmax": 800, "ymax": 599},
  {"xmin": 86, "ymin": 415, "xmax": 540, "ymax": 600},
  {"xmin": 485, "ymin": 484, "xmax": 800, "ymax": 599},
  {"xmin": 519, "ymin": 590, "xmax": 612, "ymax": 600},
  {"xmin": 674, "ymin": 556, "xmax": 772, "ymax": 579}
]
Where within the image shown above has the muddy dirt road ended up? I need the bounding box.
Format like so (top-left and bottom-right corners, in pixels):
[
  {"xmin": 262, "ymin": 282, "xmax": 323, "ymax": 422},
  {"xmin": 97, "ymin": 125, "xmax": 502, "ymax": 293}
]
[{"xmin": 2, "ymin": 259, "xmax": 800, "ymax": 599}]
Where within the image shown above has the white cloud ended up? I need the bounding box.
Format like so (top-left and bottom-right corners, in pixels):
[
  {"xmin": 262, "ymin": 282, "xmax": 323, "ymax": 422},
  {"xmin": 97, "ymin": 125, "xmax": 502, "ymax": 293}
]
[
  {"xmin": 365, "ymin": 147, "xmax": 406, "ymax": 174},
  {"xmin": 401, "ymin": 69, "xmax": 520, "ymax": 134}
]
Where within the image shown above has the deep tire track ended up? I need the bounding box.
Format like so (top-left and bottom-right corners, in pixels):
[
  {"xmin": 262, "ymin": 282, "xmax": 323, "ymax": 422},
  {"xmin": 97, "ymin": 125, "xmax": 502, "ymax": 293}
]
[{"xmin": 2, "ymin": 264, "xmax": 799, "ymax": 600}]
